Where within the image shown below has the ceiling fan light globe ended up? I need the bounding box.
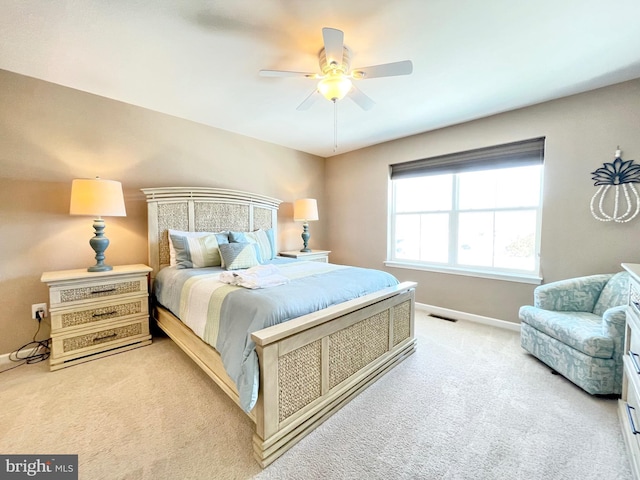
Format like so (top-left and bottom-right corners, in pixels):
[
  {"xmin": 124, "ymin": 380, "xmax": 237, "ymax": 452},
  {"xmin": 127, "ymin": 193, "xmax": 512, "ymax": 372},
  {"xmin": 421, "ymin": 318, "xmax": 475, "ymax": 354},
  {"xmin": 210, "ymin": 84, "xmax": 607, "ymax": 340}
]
[{"xmin": 318, "ymin": 75, "xmax": 352, "ymax": 102}]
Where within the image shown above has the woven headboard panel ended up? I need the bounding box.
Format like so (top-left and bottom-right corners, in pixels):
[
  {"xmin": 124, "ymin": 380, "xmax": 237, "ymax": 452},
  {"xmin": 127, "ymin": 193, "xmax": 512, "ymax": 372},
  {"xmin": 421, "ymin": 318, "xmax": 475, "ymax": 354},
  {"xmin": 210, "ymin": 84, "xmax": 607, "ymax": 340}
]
[{"xmin": 141, "ymin": 187, "xmax": 281, "ymax": 277}]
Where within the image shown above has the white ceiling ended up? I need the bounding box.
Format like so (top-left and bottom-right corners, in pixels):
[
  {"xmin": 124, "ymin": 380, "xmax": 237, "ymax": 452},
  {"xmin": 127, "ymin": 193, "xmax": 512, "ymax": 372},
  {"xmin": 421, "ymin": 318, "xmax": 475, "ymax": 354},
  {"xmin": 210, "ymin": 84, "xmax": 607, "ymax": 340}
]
[{"xmin": 2, "ymin": 0, "xmax": 640, "ymax": 158}]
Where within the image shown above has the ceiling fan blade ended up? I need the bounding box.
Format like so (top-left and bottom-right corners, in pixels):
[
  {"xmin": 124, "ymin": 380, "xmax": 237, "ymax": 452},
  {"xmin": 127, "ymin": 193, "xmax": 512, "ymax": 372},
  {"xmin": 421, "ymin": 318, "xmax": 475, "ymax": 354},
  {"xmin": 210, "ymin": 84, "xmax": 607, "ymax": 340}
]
[
  {"xmin": 259, "ymin": 70, "xmax": 318, "ymax": 78},
  {"xmin": 348, "ymin": 85, "xmax": 375, "ymax": 111},
  {"xmin": 351, "ymin": 60, "xmax": 413, "ymax": 79},
  {"xmin": 296, "ymin": 89, "xmax": 321, "ymax": 111},
  {"xmin": 322, "ymin": 27, "xmax": 344, "ymax": 66}
]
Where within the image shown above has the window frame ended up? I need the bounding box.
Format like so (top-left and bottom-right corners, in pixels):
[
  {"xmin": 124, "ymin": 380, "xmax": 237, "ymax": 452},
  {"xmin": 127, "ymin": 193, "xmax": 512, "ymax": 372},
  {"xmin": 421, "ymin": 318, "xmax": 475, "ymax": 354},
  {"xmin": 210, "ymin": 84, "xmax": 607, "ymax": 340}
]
[{"xmin": 386, "ymin": 139, "xmax": 544, "ymax": 285}]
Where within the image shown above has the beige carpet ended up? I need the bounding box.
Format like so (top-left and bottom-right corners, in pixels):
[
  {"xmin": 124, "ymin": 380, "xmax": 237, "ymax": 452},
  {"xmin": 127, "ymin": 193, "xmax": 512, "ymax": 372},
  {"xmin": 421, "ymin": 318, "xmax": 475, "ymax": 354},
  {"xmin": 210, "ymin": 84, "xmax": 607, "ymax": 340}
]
[{"xmin": 0, "ymin": 312, "xmax": 632, "ymax": 479}]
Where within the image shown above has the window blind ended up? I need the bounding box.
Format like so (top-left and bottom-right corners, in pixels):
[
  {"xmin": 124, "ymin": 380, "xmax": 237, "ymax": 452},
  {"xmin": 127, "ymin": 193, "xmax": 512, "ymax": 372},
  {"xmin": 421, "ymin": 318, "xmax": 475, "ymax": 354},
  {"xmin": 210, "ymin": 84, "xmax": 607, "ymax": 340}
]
[{"xmin": 390, "ymin": 137, "xmax": 545, "ymax": 179}]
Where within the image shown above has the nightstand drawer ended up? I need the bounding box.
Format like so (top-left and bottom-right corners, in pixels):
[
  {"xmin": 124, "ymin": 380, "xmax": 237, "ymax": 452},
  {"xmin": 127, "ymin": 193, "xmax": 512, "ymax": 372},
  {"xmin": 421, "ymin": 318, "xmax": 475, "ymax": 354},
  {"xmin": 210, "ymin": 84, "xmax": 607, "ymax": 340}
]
[
  {"xmin": 51, "ymin": 317, "xmax": 150, "ymax": 358},
  {"xmin": 51, "ymin": 296, "xmax": 149, "ymax": 331},
  {"xmin": 49, "ymin": 275, "xmax": 148, "ymax": 307}
]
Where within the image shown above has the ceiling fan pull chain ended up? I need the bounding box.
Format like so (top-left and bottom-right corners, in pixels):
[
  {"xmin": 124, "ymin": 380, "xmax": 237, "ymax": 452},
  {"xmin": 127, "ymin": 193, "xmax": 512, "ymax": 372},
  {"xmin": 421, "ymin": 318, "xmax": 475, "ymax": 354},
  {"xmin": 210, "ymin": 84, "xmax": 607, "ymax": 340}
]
[{"xmin": 334, "ymin": 100, "xmax": 338, "ymax": 152}]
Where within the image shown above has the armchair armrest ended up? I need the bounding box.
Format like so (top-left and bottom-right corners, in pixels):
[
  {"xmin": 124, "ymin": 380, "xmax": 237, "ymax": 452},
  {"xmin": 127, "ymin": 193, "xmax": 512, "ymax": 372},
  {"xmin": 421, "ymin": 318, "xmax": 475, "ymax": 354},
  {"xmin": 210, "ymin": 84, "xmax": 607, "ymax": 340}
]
[
  {"xmin": 534, "ymin": 274, "xmax": 613, "ymax": 311},
  {"xmin": 602, "ymin": 305, "xmax": 627, "ymax": 341},
  {"xmin": 602, "ymin": 305, "xmax": 628, "ymax": 393}
]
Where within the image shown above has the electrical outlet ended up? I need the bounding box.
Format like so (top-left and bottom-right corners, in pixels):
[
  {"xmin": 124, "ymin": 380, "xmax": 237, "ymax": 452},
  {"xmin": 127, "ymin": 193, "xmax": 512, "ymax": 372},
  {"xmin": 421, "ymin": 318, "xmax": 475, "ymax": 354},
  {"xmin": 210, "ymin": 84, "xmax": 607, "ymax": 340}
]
[{"xmin": 31, "ymin": 303, "xmax": 47, "ymax": 320}]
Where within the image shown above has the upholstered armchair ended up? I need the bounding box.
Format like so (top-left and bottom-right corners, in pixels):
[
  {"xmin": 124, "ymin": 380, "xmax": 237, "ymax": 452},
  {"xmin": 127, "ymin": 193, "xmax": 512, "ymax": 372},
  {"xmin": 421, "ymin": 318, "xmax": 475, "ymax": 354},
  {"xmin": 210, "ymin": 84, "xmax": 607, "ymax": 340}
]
[{"xmin": 519, "ymin": 272, "xmax": 629, "ymax": 395}]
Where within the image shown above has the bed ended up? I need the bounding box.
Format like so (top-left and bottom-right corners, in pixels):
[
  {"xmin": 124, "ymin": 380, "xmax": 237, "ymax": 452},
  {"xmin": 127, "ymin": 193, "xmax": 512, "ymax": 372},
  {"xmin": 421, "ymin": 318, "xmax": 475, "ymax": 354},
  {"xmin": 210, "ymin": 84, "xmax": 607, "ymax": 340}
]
[{"xmin": 142, "ymin": 187, "xmax": 417, "ymax": 467}]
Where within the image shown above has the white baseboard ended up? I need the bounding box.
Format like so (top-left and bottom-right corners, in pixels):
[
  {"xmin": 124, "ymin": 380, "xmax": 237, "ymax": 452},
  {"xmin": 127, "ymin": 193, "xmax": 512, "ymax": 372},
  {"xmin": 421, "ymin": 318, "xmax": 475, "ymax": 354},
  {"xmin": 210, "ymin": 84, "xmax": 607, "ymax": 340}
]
[
  {"xmin": 0, "ymin": 345, "xmax": 48, "ymax": 370},
  {"xmin": 0, "ymin": 351, "xmax": 15, "ymax": 368},
  {"xmin": 416, "ymin": 302, "xmax": 521, "ymax": 332}
]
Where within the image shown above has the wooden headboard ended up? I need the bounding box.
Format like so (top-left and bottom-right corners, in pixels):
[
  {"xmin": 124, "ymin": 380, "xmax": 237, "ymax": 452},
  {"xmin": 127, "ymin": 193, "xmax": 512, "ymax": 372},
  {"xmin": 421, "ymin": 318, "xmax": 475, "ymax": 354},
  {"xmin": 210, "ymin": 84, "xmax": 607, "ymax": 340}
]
[{"xmin": 141, "ymin": 187, "xmax": 281, "ymax": 277}]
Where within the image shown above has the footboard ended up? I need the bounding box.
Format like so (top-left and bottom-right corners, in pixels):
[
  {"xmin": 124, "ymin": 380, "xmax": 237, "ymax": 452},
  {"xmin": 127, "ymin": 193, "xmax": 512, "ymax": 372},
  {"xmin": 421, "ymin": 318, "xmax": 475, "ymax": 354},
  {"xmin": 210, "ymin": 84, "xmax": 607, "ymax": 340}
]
[{"xmin": 251, "ymin": 281, "xmax": 417, "ymax": 467}]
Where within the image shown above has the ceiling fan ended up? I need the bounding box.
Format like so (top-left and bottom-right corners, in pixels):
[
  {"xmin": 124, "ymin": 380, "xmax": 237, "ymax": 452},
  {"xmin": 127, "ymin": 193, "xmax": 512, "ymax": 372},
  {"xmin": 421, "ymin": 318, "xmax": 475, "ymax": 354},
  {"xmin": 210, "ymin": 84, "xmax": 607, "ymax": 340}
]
[{"xmin": 259, "ymin": 27, "xmax": 413, "ymax": 111}]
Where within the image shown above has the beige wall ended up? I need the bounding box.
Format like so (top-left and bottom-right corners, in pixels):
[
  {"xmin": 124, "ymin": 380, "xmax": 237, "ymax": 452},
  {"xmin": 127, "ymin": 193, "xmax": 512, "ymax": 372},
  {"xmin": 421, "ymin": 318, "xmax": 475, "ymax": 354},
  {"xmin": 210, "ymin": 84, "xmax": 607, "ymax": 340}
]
[
  {"xmin": 326, "ymin": 78, "xmax": 640, "ymax": 323},
  {"xmin": 4, "ymin": 67, "xmax": 640, "ymax": 355},
  {"xmin": 0, "ymin": 69, "xmax": 326, "ymax": 355}
]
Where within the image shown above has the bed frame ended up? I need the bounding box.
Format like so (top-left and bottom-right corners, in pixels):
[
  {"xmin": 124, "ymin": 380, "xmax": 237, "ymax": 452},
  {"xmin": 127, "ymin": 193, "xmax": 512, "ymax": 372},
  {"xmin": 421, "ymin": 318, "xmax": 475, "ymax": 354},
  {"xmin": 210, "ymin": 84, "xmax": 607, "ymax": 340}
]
[{"xmin": 142, "ymin": 187, "xmax": 417, "ymax": 467}]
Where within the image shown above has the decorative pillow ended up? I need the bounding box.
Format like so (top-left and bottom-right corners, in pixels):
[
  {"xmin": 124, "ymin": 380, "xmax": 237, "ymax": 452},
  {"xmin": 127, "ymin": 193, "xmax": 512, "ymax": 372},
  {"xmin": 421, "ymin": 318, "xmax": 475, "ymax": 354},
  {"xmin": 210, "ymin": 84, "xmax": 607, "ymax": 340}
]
[
  {"xmin": 215, "ymin": 232, "xmax": 230, "ymax": 245},
  {"xmin": 219, "ymin": 242, "xmax": 260, "ymax": 270},
  {"xmin": 246, "ymin": 229, "xmax": 275, "ymax": 261},
  {"xmin": 170, "ymin": 233, "xmax": 222, "ymax": 269},
  {"xmin": 168, "ymin": 229, "xmax": 212, "ymax": 266},
  {"xmin": 230, "ymin": 230, "xmax": 265, "ymax": 263},
  {"xmin": 229, "ymin": 231, "xmax": 248, "ymax": 243}
]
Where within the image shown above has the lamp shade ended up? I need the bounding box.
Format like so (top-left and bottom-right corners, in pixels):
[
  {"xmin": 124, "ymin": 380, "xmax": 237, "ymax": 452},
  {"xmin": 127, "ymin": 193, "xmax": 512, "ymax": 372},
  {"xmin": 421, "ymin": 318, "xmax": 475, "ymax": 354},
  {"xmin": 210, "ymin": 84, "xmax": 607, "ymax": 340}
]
[
  {"xmin": 70, "ymin": 178, "xmax": 126, "ymax": 217},
  {"xmin": 294, "ymin": 198, "xmax": 319, "ymax": 222}
]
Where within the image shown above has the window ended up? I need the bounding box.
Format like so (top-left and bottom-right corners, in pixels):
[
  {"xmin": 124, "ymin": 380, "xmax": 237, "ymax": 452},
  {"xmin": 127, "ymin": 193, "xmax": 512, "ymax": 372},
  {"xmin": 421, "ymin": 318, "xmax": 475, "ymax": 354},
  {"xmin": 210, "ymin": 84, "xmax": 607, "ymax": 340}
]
[{"xmin": 388, "ymin": 138, "xmax": 544, "ymax": 282}]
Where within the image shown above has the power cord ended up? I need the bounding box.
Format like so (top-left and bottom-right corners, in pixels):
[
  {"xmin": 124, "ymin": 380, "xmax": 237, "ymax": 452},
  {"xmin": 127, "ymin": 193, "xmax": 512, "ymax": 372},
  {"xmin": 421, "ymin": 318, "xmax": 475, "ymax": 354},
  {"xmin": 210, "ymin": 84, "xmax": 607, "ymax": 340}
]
[{"xmin": 0, "ymin": 311, "xmax": 51, "ymax": 373}]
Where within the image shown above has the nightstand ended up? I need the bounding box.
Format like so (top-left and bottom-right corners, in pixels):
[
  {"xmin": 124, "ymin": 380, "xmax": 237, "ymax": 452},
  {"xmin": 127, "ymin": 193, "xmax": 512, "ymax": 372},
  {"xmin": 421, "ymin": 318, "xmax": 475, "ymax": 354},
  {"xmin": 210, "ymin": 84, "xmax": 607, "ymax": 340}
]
[
  {"xmin": 279, "ymin": 250, "xmax": 331, "ymax": 263},
  {"xmin": 41, "ymin": 264, "xmax": 153, "ymax": 371}
]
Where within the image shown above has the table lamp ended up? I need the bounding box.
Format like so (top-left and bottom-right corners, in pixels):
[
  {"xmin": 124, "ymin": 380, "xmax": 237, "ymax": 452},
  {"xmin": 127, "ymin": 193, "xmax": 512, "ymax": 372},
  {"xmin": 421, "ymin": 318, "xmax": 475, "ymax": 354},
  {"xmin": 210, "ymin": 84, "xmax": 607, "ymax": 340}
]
[
  {"xmin": 70, "ymin": 177, "xmax": 127, "ymax": 272},
  {"xmin": 293, "ymin": 198, "xmax": 319, "ymax": 252}
]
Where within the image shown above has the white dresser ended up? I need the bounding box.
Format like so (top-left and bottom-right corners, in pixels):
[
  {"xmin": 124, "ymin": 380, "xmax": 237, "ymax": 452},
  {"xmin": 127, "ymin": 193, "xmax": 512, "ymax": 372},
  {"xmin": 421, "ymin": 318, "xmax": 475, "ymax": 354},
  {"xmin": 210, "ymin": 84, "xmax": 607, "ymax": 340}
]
[
  {"xmin": 41, "ymin": 264, "xmax": 152, "ymax": 371},
  {"xmin": 620, "ymin": 263, "xmax": 640, "ymax": 478}
]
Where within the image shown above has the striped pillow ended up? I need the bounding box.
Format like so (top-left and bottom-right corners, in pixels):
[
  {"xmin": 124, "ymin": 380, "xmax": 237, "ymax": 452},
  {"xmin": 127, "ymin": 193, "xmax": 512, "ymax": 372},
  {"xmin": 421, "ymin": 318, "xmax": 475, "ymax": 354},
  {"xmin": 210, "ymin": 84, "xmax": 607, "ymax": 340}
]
[
  {"xmin": 168, "ymin": 230, "xmax": 212, "ymax": 266},
  {"xmin": 245, "ymin": 229, "xmax": 275, "ymax": 262},
  {"xmin": 170, "ymin": 233, "xmax": 222, "ymax": 269}
]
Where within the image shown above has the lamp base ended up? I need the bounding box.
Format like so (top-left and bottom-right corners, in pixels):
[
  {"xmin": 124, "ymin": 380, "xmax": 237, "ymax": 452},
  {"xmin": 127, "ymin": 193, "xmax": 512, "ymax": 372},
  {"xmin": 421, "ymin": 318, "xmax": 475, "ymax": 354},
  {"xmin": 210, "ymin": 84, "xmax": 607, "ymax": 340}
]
[
  {"xmin": 88, "ymin": 218, "xmax": 113, "ymax": 273},
  {"xmin": 300, "ymin": 222, "xmax": 311, "ymax": 253},
  {"xmin": 88, "ymin": 264, "xmax": 113, "ymax": 272}
]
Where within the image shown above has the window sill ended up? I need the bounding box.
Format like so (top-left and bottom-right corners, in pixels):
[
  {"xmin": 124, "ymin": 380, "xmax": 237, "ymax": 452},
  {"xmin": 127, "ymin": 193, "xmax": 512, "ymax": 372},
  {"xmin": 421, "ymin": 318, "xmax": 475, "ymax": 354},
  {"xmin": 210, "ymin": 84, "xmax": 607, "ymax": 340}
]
[{"xmin": 384, "ymin": 261, "xmax": 543, "ymax": 285}]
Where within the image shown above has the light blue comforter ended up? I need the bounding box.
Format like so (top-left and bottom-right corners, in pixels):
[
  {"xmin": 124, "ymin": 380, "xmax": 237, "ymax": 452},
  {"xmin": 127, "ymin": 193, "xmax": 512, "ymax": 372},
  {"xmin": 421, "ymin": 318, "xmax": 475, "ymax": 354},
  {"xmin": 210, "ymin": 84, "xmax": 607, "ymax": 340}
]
[{"xmin": 154, "ymin": 259, "xmax": 399, "ymax": 412}]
